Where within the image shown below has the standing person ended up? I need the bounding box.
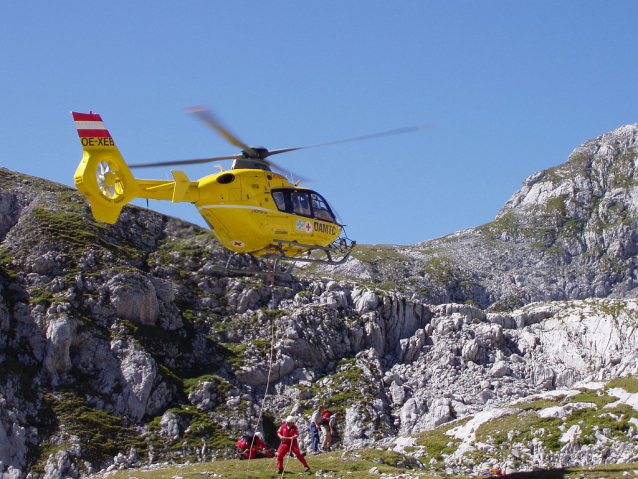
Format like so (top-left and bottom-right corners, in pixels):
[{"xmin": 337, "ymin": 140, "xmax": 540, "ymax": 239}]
[
  {"xmin": 277, "ymin": 416, "xmax": 310, "ymax": 474},
  {"xmin": 309, "ymin": 405, "xmax": 324, "ymax": 454},
  {"xmin": 320, "ymin": 409, "xmax": 332, "ymax": 452}
]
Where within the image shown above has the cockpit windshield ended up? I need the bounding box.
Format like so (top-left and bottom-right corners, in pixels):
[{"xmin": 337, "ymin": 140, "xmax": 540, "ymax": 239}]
[{"xmin": 310, "ymin": 193, "xmax": 334, "ymax": 222}]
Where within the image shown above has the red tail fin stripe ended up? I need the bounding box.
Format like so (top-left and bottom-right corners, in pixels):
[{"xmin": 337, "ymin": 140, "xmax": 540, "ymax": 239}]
[
  {"xmin": 72, "ymin": 112, "xmax": 103, "ymax": 122},
  {"xmin": 77, "ymin": 129, "xmax": 112, "ymax": 138}
]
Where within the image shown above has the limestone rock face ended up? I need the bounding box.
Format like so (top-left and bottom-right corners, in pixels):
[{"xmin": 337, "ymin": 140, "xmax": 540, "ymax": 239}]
[
  {"xmin": 43, "ymin": 315, "xmax": 74, "ymax": 378},
  {"xmin": 107, "ymin": 273, "xmax": 160, "ymax": 326},
  {"xmin": 111, "ymin": 338, "xmax": 159, "ymax": 420}
]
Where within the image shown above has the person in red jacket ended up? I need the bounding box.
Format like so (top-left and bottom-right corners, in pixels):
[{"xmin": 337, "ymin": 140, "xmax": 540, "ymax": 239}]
[
  {"xmin": 237, "ymin": 432, "xmax": 272, "ymax": 459},
  {"xmin": 276, "ymin": 416, "xmax": 310, "ymax": 474}
]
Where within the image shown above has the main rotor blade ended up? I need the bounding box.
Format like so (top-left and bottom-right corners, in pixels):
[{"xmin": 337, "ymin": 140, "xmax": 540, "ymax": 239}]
[
  {"xmin": 129, "ymin": 154, "xmax": 309, "ymax": 182},
  {"xmin": 186, "ymin": 106, "xmax": 257, "ymax": 157},
  {"xmin": 264, "ymin": 124, "xmax": 433, "ymax": 158},
  {"xmin": 129, "ymin": 155, "xmax": 242, "ymax": 169}
]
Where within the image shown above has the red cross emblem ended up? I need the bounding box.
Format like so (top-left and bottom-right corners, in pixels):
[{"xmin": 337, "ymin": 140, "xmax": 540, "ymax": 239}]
[
  {"xmin": 232, "ymin": 240, "xmax": 244, "ymax": 247},
  {"xmin": 305, "ymin": 221, "xmax": 313, "ymax": 233}
]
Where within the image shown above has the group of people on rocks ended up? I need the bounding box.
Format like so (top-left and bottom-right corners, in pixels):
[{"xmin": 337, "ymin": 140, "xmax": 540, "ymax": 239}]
[
  {"xmin": 309, "ymin": 405, "xmax": 341, "ymax": 454},
  {"xmin": 236, "ymin": 404, "xmax": 341, "ymax": 474}
]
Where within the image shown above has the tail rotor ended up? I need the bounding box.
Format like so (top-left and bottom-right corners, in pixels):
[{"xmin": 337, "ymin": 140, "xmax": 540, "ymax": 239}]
[{"xmin": 96, "ymin": 160, "xmax": 125, "ymax": 200}]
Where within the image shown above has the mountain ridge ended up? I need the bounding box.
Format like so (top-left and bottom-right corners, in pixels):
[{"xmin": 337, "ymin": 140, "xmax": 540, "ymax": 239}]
[{"xmin": 322, "ymin": 123, "xmax": 638, "ymax": 310}]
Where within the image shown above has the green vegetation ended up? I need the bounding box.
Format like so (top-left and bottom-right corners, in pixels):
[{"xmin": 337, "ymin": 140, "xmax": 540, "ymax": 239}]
[
  {"xmin": 30, "ymin": 207, "xmax": 109, "ymax": 250},
  {"xmin": 571, "ymin": 298, "xmax": 638, "ymax": 322},
  {"xmin": 150, "ymin": 229, "xmax": 221, "ymax": 270},
  {"xmin": 163, "ymin": 405, "xmax": 235, "ymax": 452},
  {"xmin": 219, "ymin": 342, "xmax": 249, "ymax": 368},
  {"xmin": 422, "ymin": 256, "xmax": 458, "ymax": 283},
  {"xmin": 544, "ymin": 195, "xmax": 567, "ymax": 217},
  {"xmin": 0, "ymin": 247, "xmax": 18, "ymax": 280},
  {"xmin": 511, "ymin": 397, "xmax": 564, "ymax": 411},
  {"xmin": 292, "ymin": 358, "xmax": 385, "ymax": 440},
  {"xmin": 415, "ymin": 417, "xmax": 469, "ymax": 463},
  {"xmin": 449, "ymin": 381, "xmax": 638, "ymax": 468},
  {"xmin": 28, "ymin": 287, "xmax": 56, "ymax": 306},
  {"xmin": 609, "ymin": 148, "xmax": 637, "ymax": 189},
  {"xmin": 607, "ymin": 376, "xmax": 638, "ymax": 393},
  {"xmin": 352, "ymin": 245, "xmax": 410, "ymax": 264},
  {"xmin": 541, "ymin": 151, "xmax": 591, "ymax": 183},
  {"xmin": 61, "ymin": 453, "xmax": 638, "ymax": 479},
  {"xmin": 121, "ymin": 320, "xmax": 194, "ymax": 355},
  {"xmin": 251, "ymin": 339, "xmax": 272, "ymax": 356},
  {"xmin": 32, "ymin": 392, "xmax": 146, "ymax": 475},
  {"xmin": 488, "ymin": 295, "xmax": 526, "ymax": 313},
  {"xmin": 183, "ymin": 374, "xmax": 232, "ymax": 396},
  {"xmin": 297, "ymin": 359, "xmax": 373, "ymax": 413}
]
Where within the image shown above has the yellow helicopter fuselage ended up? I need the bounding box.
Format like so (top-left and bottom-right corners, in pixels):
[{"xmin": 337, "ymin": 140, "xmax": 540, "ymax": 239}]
[
  {"xmin": 195, "ymin": 170, "xmax": 340, "ymax": 255},
  {"xmin": 72, "ymin": 111, "xmax": 341, "ymax": 258}
]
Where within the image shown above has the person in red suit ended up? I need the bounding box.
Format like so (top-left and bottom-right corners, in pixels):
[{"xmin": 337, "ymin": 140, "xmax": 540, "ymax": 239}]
[
  {"xmin": 237, "ymin": 432, "xmax": 272, "ymax": 459},
  {"xmin": 276, "ymin": 416, "xmax": 311, "ymax": 474}
]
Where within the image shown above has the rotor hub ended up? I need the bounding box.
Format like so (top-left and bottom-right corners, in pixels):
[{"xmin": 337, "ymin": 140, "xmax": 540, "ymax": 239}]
[{"xmin": 242, "ymin": 146, "xmax": 269, "ymax": 160}]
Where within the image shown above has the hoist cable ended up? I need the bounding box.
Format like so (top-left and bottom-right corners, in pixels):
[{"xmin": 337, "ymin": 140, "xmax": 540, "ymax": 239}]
[{"xmin": 244, "ymin": 261, "xmax": 278, "ymax": 478}]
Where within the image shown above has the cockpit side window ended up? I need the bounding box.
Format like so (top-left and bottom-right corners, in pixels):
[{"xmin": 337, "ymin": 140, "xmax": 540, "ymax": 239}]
[
  {"xmin": 311, "ymin": 193, "xmax": 335, "ymax": 222},
  {"xmin": 291, "ymin": 191, "xmax": 311, "ymax": 216}
]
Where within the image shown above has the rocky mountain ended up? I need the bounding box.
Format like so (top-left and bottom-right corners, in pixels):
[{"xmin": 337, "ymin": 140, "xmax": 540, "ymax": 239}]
[
  {"xmin": 324, "ymin": 124, "xmax": 638, "ymax": 311},
  {"xmin": 1, "ymin": 123, "xmax": 638, "ymax": 479}
]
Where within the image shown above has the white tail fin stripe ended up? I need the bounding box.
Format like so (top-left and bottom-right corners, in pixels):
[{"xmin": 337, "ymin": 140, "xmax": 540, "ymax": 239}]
[{"xmin": 75, "ymin": 121, "xmax": 107, "ymax": 130}]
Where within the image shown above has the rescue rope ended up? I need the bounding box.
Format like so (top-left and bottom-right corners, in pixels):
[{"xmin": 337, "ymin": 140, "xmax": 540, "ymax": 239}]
[
  {"xmin": 244, "ymin": 260, "xmax": 278, "ymax": 477},
  {"xmin": 279, "ymin": 448, "xmax": 292, "ymax": 477}
]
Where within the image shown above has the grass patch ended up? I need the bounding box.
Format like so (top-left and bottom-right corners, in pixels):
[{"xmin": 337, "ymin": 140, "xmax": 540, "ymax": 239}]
[
  {"xmin": 415, "ymin": 417, "xmax": 470, "ymax": 462},
  {"xmin": 607, "ymin": 375, "xmax": 638, "ymax": 394},
  {"xmin": 91, "ymin": 448, "xmax": 441, "ymax": 479},
  {"xmin": 511, "ymin": 397, "xmax": 564, "ymax": 411}
]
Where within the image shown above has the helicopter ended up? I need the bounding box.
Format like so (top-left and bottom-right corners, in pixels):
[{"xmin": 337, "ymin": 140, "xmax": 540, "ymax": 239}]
[{"xmin": 72, "ymin": 108, "xmax": 429, "ymax": 274}]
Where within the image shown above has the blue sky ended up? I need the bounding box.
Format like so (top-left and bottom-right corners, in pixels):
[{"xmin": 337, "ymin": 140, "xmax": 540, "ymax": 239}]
[{"xmin": 2, "ymin": 1, "xmax": 637, "ymax": 245}]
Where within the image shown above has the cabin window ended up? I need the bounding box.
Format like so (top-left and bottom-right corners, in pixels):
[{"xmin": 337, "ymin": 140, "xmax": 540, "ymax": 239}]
[{"xmin": 272, "ymin": 191, "xmax": 286, "ymax": 211}]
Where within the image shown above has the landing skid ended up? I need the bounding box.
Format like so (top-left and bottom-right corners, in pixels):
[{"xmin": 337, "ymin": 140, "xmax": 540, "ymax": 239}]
[
  {"xmin": 208, "ymin": 238, "xmax": 355, "ymax": 277},
  {"xmin": 262, "ymin": 239, "xmax": 355, "ymax": 266}
]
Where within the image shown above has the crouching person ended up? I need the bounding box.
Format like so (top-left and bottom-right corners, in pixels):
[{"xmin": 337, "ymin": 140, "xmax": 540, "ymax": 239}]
[
  {"xmin": 277, "ymin": 416, "xmax": 310, "ymax": 474},
  {"xmin": 237, "ymin": 432, "xmax": 273, "ymax": 459}
]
